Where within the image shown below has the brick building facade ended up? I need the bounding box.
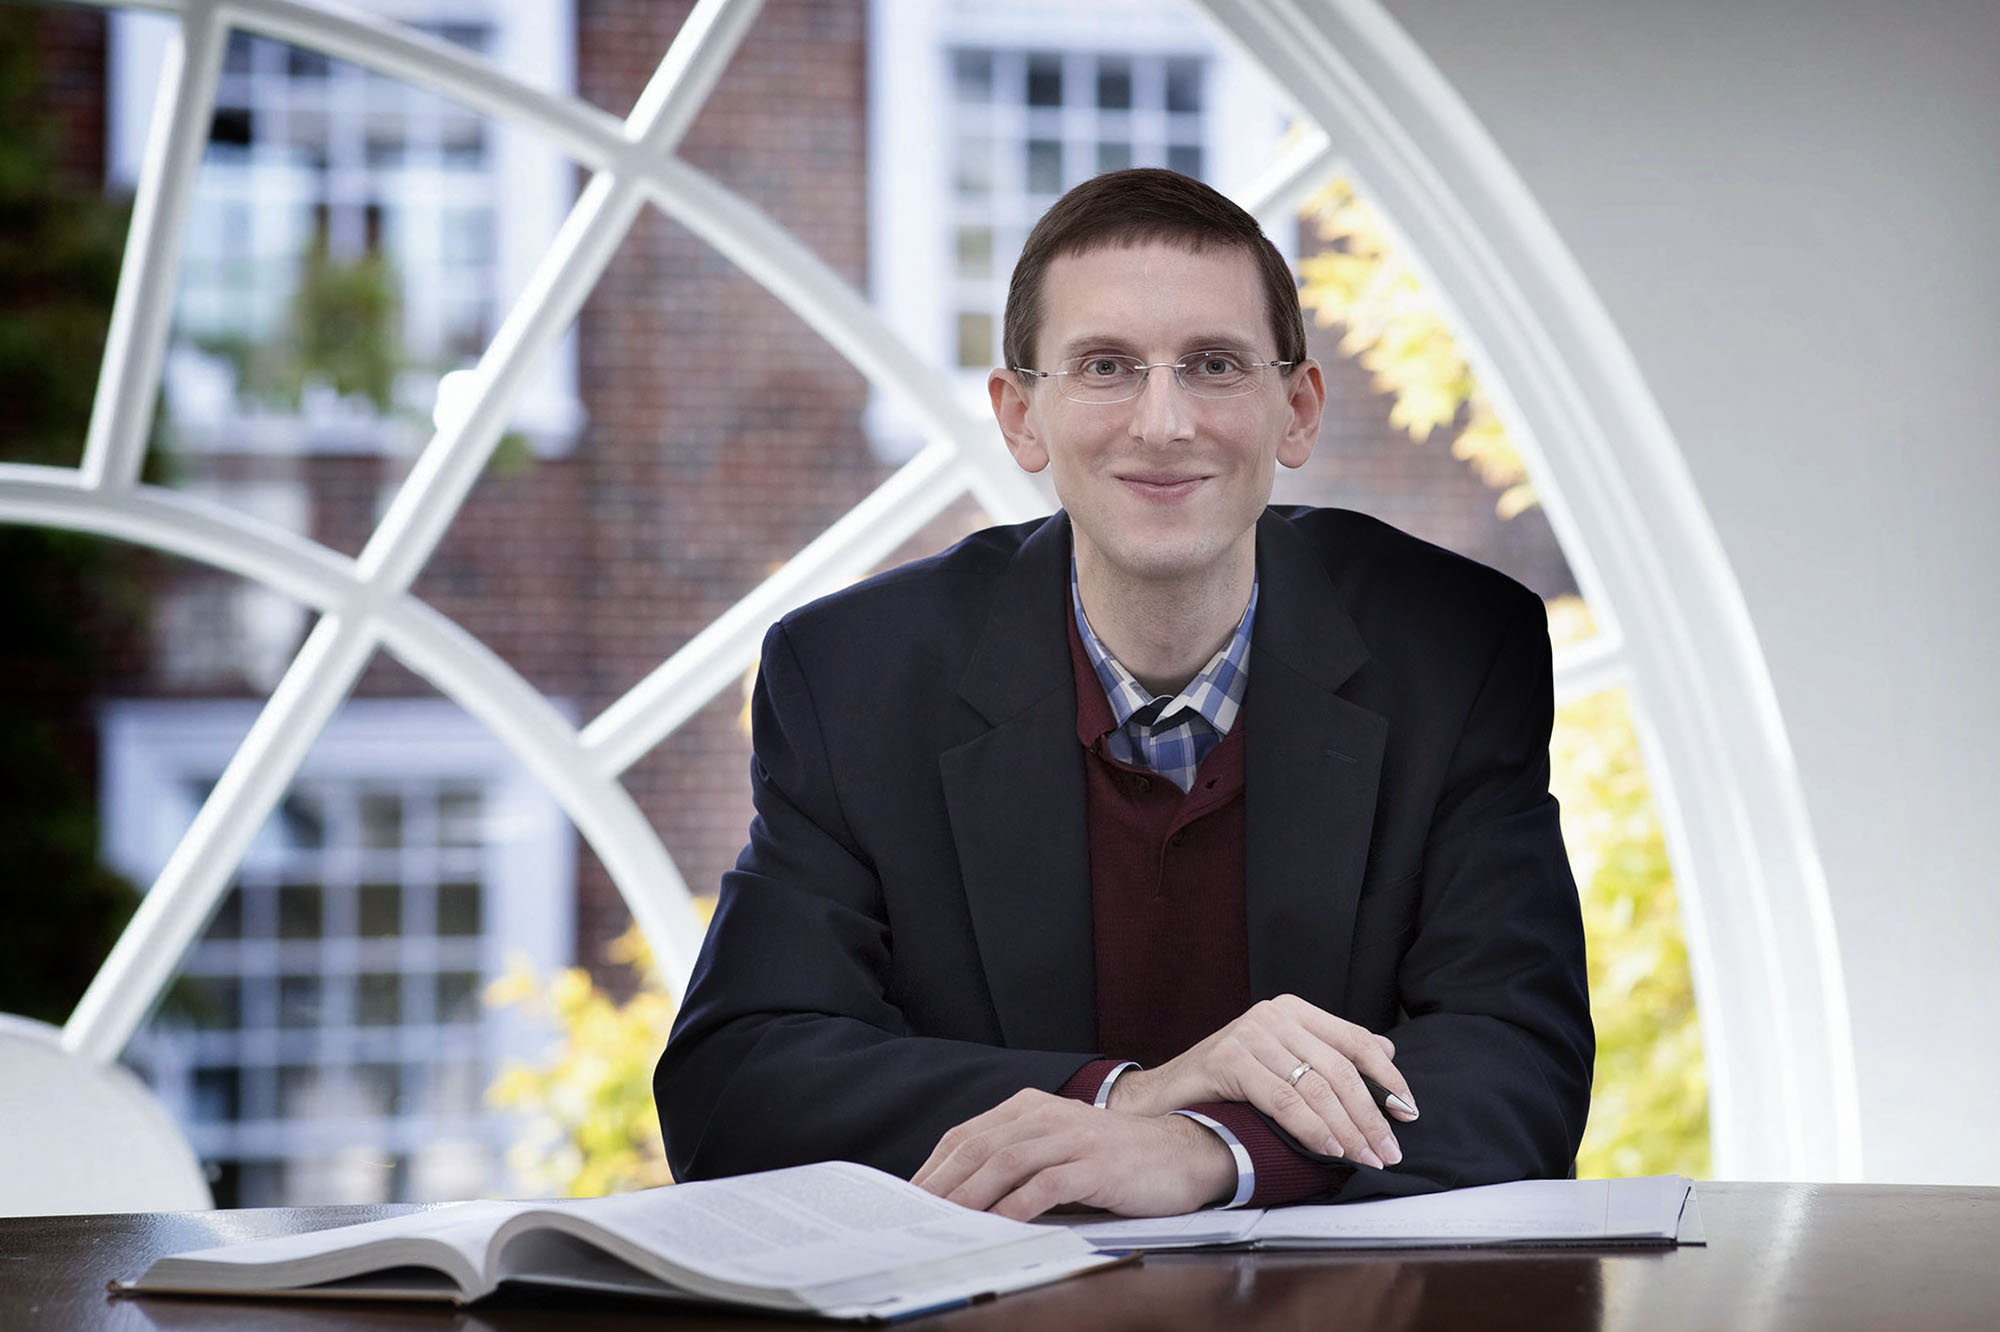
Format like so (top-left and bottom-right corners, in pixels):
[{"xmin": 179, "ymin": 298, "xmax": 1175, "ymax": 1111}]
[{"xmin": 7, "ymin": 0, "xmax": 1573, "ymax": 1200}]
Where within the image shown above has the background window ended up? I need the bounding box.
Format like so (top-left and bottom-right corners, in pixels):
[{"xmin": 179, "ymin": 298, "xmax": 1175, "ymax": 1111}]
[{"xmin": 105, "ymin": 700, "xmax": 573, "ymax": 1206}]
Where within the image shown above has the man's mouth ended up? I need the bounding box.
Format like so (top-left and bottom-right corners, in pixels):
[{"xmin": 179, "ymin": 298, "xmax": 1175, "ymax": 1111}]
[{"xmin": 1118, "ymin": 473, "xmax": 1206, "ymax": 499}]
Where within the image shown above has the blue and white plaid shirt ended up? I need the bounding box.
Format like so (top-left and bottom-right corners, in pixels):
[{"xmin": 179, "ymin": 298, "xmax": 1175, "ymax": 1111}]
[{"xmin": 1070, "ymin": 559, "xmax": 1256, "ymax": 793}]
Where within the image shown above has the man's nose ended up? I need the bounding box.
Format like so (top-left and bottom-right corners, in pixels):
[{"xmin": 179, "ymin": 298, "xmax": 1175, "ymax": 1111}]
[{"xmin": 1128, "ymin": 364, "xmax": 1196, "ymax": 442}]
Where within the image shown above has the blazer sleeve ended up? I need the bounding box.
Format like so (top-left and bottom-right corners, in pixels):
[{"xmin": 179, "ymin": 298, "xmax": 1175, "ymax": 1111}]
[
  {"xmin": 1336, "ymin": 591, "xmax": 1594, "ymax": 1199},
  {"xmin": 654, "ymin": 620, "xmax": 1095, "ymax": 1183}
]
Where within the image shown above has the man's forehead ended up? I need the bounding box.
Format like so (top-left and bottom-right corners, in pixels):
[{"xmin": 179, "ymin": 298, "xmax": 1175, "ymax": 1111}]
[{"xmin": 1038, "ymin": 239, "xmax": 1269, "ymax": 345}]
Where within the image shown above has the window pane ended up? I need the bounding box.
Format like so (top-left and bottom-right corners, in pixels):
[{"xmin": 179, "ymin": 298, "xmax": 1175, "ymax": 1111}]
[
  {"xmin": 359, "ymin": 791, "xmax": 401, "ymax": 849},
  {"xmin": 286, "ymin": 46, "xmax": 330, "ymax": 79},
  {"xmin": 1167, "ymin": 144, "xmax": 1204, "ymax": 179},
  {"xmin": 1026, "ymin": 52, "xmax": 1063, "ymax": 107},
  {"xmin": 953, "ymin": 50, "xmax": 992, "ymax": 103},
  {"xmin": 278, "ymin": 974, "xmax": 321, "ymax": 1028},
  {"xmin": 1097, "ymin": 142, "xmax": 1133, "ymax": 175},
  {"xmin": 437, "ymin": 881, "xmax": 483, "ymax": 937},
  {"xmin": 955, "ymin": 135, "xmax": 993, "ymax": 196},
  {"xmin": 223, "ymin": 29, "xmax": 255, "ymax": 75},
  {"xmin": 1096, "ymin": 58, "xmax": 1132, "ymax": 110},
  {"xmin": 433, "ymin": 22, "xmax": 490, "ymax": 55},
  {"xmin": 437, "ymin": 786, "xmax": 482, "ymax": 847},
  {"xmin": 169, "ymin": 975, "xmax": 241, "ymax": 1029},
  {"xmin": 206, "ymin": 888, "xmax": 243, "ymax": 941},
  {"xmin": 356, "ymin": 972, "xmax": 402, "ymax": 1025},
  {"xmin": 277, "ymin": 1065, "xmax": 321, "ymax": 1118},
  {"xmin": 364, "ymin": 107, "xmax": 405, "ymax": 169},
  {"xmin": 276, "ymin": 882, "xmax": 322, "ymax": 939},
  {"xmin": 192, "ymin": 1067, "xmax": 241, "ymax": 1121},
  {"xmin": 1165, "ymin": 57, "xmax": 1203, "ymax": 112},
  {"xmin": 436, "ymin": 972, "xmax": 482, "ymax": 1024},
  {"xmin": 208, "ymin": 106, "xmax": 253, "ymax": 151},
  {"xmin": 1026, "ymin": 139, "xmax": 1063, "ymax": 194},
  {"xmin": 355, "ymin": 1063, "xmax": 403, "ymax": 1116},
  {"xmin": 955, "ymin": 227, "xmax": 993, "ymax": 280},
  {"xmin": 358, "ymin": 882, "xmax": 401, "ymax": 937},
  {"xmin": 440, "ymin": 113, "xmax": 487, "ymax": 168},
  {"xmin": 278, "ymin": 790, "xmax": 325, "ymax": 850},
  {"xmin": 956, "ymin": 312, "xmax": 993, "ymax": 368}
]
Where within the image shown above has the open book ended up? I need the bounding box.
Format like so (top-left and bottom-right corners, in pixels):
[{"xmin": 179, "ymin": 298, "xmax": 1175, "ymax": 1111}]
[
  {"xmin": 117, "ymin": 1161, "xmax": 1120, "ymax": 1322},
  {"xmin": 1065, "ymin": 1175, "xmax": 1703, "ymax": 1251}
]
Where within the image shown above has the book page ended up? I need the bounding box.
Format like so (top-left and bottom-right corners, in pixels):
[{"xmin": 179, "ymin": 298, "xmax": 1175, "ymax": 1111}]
[
  {"xmin": 528, "ymin": 1162, "xmax": 1057, "ymax": 1291},
  {"xmin": 137, "ymin": 1200, "xmax": 521, "ymax": 1294}
]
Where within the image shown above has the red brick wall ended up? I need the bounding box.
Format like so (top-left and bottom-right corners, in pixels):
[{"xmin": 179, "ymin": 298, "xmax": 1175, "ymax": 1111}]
[{"xmin": 563, "ymin": 0, "xmax": 882, "ymax": 969}]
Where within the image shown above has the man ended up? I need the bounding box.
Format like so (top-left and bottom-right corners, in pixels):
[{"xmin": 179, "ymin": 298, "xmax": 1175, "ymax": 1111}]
[{"xmin": 656, "ymin": 169, "xmax": 1592, "ymax": 1218}]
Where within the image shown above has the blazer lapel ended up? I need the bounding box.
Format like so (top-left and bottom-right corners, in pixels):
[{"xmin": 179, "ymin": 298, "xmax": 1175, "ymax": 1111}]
[
  {"xmin": 1244, "ymin": 511, "xmax": 1386, "ymax": 1014},
  {"xmin": 938, "ymin": 516, "xmax": 1098, "ymax": 1054}
]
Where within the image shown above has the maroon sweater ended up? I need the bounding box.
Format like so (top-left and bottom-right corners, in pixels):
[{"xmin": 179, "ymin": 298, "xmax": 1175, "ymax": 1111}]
[{"xmin": 1053, "ymin": 612, "xmax": 1350, "ymax": 1206}]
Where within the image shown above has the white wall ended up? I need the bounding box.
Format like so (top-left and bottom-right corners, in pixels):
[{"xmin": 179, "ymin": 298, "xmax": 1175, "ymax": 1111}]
[{"xmin": 1381, "ymin": 0, "xmax": 2000, "ymax": 1183}]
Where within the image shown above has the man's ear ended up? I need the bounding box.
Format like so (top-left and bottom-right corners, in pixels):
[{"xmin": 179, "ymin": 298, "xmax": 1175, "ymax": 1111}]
[
  {"xmin": 989, "ymin": 369, "xmax": 1050, "ymax": 474},
  {"xmin": 1277, "ymin": 359, "xmax": 1327, "ymax": 470}
]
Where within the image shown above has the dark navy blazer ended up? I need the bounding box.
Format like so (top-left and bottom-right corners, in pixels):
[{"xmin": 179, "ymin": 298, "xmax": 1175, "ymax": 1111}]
[{"xmin": 656, "ymin": 507, "xmax": 1593, "ymax": 1199}]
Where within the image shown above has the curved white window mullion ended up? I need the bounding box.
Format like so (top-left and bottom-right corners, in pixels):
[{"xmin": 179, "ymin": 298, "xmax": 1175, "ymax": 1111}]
[
  {"xmin": 63, "ymin": 613, "xmax": 382, "ymax": 1062},
  {"xmin": 1197, "ymin": 0, "xmax": 1860, "ymax": 1179},
  {"xmin": 358, "ymin": 167, "xmax": 648, "ymax": 590},
  {"xmin": 0, "ymin": 466, "xmax": 713, "ymax": 1006},
  {"xmin": 362, "ymin": 0, "xmax": 763, "ymax": 592},
  {"xmin": 81, "ymin": 1, "xmax": 226, "ymax": 492},
  {"xmin": 0, "ymin": 465, "xmax": 358, "ymax": 609},
  {"xmin": 1550, "ymin": 634, "xmax": 1630, "ymax": 707},
  {"xmin": 621, "ymin": 0, "xmax": 768, "ymax": 154},
  {"xmin": 638, "ymin": 158, "xmax": 1048, "ymax": 525},
  {"xmin": 1238, "ymin": 124, "xmax": 1336, "ymax": 224},
  {"xmin": 582, "ymin": 442, "xmax": 975, "ymax": 779}
]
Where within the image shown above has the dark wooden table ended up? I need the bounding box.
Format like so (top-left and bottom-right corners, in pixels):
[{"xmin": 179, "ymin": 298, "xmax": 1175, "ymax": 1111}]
[{"xmin": 4, "ymin": 1183, "xmax": 1997, "ymax": 1331}]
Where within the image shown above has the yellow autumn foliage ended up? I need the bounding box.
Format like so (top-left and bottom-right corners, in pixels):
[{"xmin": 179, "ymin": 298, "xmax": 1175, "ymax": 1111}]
[
  {"xmin": 1298, "ymin": 178, "xmax": 1538, "ymax": 519},
  {"xmin": 1545, "ymin": 601, "xmax": 1710, "ymax": 1178},
  {"xmin": 484, "ymin": 922, "xmax": 683, "ymax": 1196}
]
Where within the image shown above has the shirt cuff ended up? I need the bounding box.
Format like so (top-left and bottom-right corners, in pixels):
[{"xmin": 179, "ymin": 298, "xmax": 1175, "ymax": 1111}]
[
  {"xmin": 1055, "ymin": 1057, "xmax": 1132, "ymax": 1105},
  {"xmin": 1092, "ymin": 1061, "xmax": 1140, "ymax": 1108},
  {"xmin": 1187, "ymin": 1101, "xmax": 1353, "ymax": 1207},
  {"xmin": 1170, "ymin": 1110, "xmax": 1255, "ymax": 1209}
]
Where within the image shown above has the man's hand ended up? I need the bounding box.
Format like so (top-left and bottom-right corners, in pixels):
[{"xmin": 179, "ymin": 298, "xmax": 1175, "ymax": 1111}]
[
  {"xmin": 911, "ymin": 1089, "xmax": 1237, "ymax": 1220},
  {"xmin": 1107, "ymin": 994, "xmax": 1417, "ymax": 1169}
]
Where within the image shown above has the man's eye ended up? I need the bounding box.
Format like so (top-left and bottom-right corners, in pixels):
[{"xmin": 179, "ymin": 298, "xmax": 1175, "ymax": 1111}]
[
  {"xmin": 1082, "ymin": 358, "xmax": 1126, "ymax": 378},
  {"xmin": 1190, "ymin": 353, "xmax": 1244, "ymax": 377}
]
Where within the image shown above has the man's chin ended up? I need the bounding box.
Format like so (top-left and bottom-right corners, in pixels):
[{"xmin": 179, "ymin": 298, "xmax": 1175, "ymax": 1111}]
[{"xmin": 1093, "ymin": 538, "xmax": 1235, "ymax": 586}]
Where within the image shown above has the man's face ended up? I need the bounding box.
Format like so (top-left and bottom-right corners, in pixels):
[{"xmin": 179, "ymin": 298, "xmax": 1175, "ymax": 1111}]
[{"xmin": 990, "ymin": 241, "xmax": 1324, "ymax": 589}]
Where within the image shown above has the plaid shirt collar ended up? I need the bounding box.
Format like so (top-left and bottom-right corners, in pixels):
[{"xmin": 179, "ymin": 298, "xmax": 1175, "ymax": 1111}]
[{"xmin": 1070, "ymin": 557, "xmax": 1255, "ymax": 792}]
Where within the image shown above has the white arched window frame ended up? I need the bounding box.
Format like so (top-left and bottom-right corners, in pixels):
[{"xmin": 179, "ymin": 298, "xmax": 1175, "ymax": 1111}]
[{"xmin": 0, "ymin": 0, "xmax": 1857, "ymax": 1182}]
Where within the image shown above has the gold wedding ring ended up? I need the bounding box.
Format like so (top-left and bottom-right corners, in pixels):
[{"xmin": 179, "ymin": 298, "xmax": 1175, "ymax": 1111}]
[{"xmin": 1286, "ymin": 1060, "xmax": 1312, "ymax": 1088}]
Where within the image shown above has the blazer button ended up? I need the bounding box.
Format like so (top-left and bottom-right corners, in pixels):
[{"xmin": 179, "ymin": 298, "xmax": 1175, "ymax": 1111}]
[{"xmin": 1132, "ymin": 775, "xmax": 1151, "ymax": 794}]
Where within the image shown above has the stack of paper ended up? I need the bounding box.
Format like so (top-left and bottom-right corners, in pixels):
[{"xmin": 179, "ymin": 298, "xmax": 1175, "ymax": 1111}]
[{"xmin": 1064, "ymin": 1175, "xmax": 1702, "ymax": 1252}]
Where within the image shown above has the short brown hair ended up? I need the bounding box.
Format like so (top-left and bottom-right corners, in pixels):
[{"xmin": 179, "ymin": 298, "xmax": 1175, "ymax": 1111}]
[{"xmin": 1001, "ymin": 168, "xmax": 1306, "ymax": 371}]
